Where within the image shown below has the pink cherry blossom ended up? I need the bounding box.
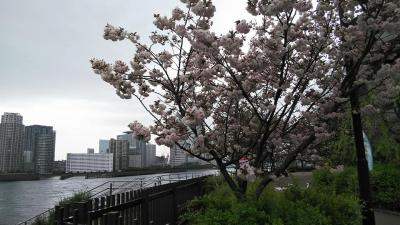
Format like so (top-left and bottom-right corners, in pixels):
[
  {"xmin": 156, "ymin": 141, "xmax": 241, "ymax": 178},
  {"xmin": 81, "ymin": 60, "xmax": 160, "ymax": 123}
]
[{"xmin": 128, "ymin": 121, "xmax": 151, "ymax": 142}]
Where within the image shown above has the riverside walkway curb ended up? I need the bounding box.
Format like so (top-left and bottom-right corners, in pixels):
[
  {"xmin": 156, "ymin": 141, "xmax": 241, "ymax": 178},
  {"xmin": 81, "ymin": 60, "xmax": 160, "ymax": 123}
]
[{"xmin": 375, "ymin": 209, "xmax": 400, "ymax": 225}]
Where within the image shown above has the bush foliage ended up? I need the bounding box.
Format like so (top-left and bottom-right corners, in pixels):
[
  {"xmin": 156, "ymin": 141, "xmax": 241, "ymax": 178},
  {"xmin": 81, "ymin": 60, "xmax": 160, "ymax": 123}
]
[
  {"xmin": 31, "ymin": 191, "xmax": 91, "ymax": 225},
  {"xmin": 183, "ymin": 176, "xmax": 361, "ymax": 225},
  {"xmin": 185, "ymin": 164, "xmax": 399, "ymax": 224},
  {"xmin": 312, "ymin": 164, "xmax": 400, "ymax": 211}
]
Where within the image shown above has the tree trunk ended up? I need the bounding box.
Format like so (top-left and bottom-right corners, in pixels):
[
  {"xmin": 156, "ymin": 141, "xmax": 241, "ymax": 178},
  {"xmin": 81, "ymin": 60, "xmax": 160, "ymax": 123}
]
[
  {"xmin": 350, "ymin": 90, "xmax": 375, "ymax": 225},
  {"xmin": 210, "ymin": 151, "xmax": 245, "ymax": 199}
]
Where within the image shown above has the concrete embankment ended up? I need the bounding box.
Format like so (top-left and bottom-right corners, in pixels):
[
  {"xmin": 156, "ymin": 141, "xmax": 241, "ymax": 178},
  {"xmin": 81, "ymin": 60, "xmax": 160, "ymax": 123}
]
[{"xmin": 0, "ymin": 173, "xmax": 40, "ymax": 181}]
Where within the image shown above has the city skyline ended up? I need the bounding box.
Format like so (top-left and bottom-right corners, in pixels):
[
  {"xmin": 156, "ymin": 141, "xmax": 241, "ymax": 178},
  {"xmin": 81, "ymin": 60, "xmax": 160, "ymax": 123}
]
[{"xmin": 0, "ymin": 0, "xmax": 248, "ymax": 160}]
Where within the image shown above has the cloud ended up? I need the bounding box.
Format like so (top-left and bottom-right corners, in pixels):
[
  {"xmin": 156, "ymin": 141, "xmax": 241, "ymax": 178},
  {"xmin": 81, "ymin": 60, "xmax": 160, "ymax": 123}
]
[{"xmin": 0, "ymin": 0, "xmax": 248, "ymax": 159}]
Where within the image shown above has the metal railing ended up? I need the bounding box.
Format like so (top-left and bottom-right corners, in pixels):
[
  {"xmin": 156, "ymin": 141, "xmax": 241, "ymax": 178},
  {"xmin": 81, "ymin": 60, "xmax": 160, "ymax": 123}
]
[{"xmin": 16, "ymin": 170, "xmax": 217, "ymax": 225}]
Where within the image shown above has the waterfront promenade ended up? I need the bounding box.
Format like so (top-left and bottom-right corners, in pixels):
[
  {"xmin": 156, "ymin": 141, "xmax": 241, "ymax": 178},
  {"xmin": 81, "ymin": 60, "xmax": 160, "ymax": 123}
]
[{"xmin": 0, "ymin": 170, "xmax": 215, "ymax": 225}]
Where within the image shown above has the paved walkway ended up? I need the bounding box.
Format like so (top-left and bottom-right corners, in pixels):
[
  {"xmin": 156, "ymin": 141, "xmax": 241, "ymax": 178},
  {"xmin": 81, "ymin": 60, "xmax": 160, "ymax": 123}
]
[{"xmin": 375, "ymin": 209, "xmax": 400, "ymax": 225}]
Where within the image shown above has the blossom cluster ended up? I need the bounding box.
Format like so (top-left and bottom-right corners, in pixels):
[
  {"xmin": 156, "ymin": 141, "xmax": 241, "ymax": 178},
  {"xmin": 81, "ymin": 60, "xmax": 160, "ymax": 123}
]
[
  {"xmin": 182, "ymin": 107, "xmax": 205, "ymax": 127},
  {"xmin": 91, "ymin": 0, "xmax": 400, "ymax": 187},
  {"xmin": 128, "ymin": 121, "xmax": 151, "ymax": 142}
]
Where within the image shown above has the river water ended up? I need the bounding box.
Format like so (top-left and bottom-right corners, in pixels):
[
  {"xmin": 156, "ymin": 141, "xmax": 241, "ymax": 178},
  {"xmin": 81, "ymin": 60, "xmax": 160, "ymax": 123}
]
[{"xmin": 0, "ymin": 170, "xmax": 215, "ymax": 225}]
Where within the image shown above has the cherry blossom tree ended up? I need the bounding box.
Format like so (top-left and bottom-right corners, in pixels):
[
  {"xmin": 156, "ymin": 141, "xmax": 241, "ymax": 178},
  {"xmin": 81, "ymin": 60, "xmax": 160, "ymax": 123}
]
[{"xmin": 91, "ymin": 0, "xmax": 400, "ymax": 200}]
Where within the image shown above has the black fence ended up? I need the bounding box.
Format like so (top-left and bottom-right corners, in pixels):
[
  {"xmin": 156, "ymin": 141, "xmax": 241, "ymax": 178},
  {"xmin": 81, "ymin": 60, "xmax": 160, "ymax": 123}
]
[{"xmin": 54, "ymin": 177, "xmax": 206, "ymax": 225}]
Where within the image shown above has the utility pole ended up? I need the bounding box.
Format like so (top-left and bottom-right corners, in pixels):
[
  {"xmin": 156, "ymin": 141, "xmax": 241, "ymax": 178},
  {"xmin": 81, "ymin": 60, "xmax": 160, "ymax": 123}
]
[{"xmin": 350, "ymin": 85, "xmax": 375, "ymax": 225}]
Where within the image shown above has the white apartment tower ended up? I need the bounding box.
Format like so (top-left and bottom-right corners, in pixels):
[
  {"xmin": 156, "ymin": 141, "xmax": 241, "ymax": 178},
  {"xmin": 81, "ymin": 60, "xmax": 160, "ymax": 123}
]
[{"xmin": 0, "ymin": 113, "xmax": 25, "ymax": 172}]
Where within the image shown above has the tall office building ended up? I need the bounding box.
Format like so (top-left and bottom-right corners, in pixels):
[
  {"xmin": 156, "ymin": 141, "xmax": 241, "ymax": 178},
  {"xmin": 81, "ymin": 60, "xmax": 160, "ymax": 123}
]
[
  {"xmin": 109, "ymin": 138, "xmax": 129, "ymax": 171},
  {"xmin": 146, "ymin": 144, "xmax": 156, "ymax": 167},
  {"xmin": 99, "ymin": 139, "xmax": 110, "ymax": 153},
  {"xmin": 117, "ymin": 131, "xmax": 147, "ymax": 167},
  {"xmin": 0, "ymin": 113, "xmax": 25, "ymax": 173},
  {"xmin": 25, "ymin": 125, "xmax": 56, "ymax": 174}
]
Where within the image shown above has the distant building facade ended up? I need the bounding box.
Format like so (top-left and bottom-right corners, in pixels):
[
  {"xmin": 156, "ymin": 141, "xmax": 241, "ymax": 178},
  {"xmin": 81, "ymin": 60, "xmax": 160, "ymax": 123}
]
[
  {"xmin": 169, "ymin": 145, "xmax": 188, "ymax": 167},
  {"xmin": 169, "ymin": 145, "xmax": 209, "ymax": 167},
  {"xmin": 66, "ymin": 153, "xmax": 113, "ymax": 173},
  {"xmin": 109, "ymin": 138, "xmax": 129, "ymax": 171},
  {"xmin": 128, "ymin": 155, "xmax": 142, "ymax": 168},
  {"xmin": 154, "ymin": 156, "xmax": 168, "ymax": 167},
  {"xmin": 146, "ymin": 144, "xmax": 156, "ymax": 167},
  {"xmin": 99, "ymin": 140, "xmax": 110, "ymax": 153},
  {"xmin": 0, "ymin": 113, "xmax": 25, "ymax": 172},
  {"xmin": 53, "ymin": 160, "xmax": 66, "ymax": 173},
  {"xmin": 117, "ymin": 132, "xmax": 147, "ymax": 168},
  {"xmin": 25, "ymin": 125, "xmax": 56, "ymax": 174}
]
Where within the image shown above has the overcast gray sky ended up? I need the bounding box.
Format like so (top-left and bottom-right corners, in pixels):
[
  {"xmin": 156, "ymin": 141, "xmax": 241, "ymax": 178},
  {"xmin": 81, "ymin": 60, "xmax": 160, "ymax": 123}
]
[{"xmin": 0, "ymin": 0, "xmax": 248, "ymax": 160}]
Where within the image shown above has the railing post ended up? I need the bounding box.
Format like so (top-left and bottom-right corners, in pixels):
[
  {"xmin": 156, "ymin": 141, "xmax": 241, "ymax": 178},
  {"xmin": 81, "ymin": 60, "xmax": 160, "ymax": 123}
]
[
  {"xmin": 88, "ymin": 211, "xmax": 94, "ymax": 225},
  {"xmin": 73, "ymin": 209, "xmax": 79, "ymax": 225},
  {"xmin": 94, "ymin": 198, "xmax": 99, "ymax": 210},
  {"xmin": 106, "ymin": 196, "xmax": 111, "ymax": 208},
  {"xmin": 118, "ymin": 216, "xmax": 124, "ymax": 225},
  {"xmin": 101, "ymin": 213, "xmax": 108, "ymax": 225},
  {"xmin": 55, "ymin": 205, "xmax": 64, "ymax": 225},
  {"xmin": 116, "ymin": 194, "xmax": 120, "ymax": 205},
  {"xmin": 88, "ymin": 199, "xmax": 93, "ymax": 212},
  {"xmin": 172, "ymin": 186, "xmax": 177, "ymax": 225},
  {"xmin": 109, "ymin": 183, "xmax": 113, "ymax": 196},
  {"xmin": 141, "ymin": 191, "xmax": 149, "ymax": 225},
  {"xmin": 121, "ymin": 193, "xmax": 125, "ymax": 203},
  {"xmin": 111, "ymin": 195, "xmax": 116, "ymax": 206},
  {"xmin": 101, "ymin": 197, "xmax": 106, "ymax": 209},
  {"xmin": 77, "ymin": 201, "xmax": 88, "ymax": 223},
  {"xmin": 64, "ymin": 204, "xmax": 70, "ymax": 218},
  {"xmin": 107, "ymin": 212, "xmax": 119, "ymax": 225}
]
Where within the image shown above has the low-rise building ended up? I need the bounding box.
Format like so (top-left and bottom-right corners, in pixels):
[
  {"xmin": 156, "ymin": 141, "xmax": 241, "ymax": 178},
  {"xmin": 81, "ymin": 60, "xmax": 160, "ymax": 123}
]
[
  {"xmin": 66, "ymin": 153, "xmax": 113, "ymax": 173},
  {"xmin": 53, "ymin": 160, "xmax": 66, "ymax": 173},
  {"xmin": 169, "ymin": 145, "xmax": 211, "ymax": 167}
]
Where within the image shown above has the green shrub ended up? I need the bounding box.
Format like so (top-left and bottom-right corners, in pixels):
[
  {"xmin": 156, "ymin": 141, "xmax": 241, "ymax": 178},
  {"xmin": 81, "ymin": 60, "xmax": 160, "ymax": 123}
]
[
  {"xmin": 183, "ymin": 176, "xmax": 361, "ymax": 225},
  {"xmin": 57, "ymin": 191, "xmax": 91, "ymax": 207},
  {"xmin": 311, "ymin": 164, "xmax": 400, "ymax": 212},
  {"xmin": 311, "ymin": 167, "xmax": 358, "ymax": 195},
  {"xmin": 370, "ymin": 164, "xmax": 400, "ymax": 211},
  {"xmin": 31, "ymin": 191, "xmax": 91, "ymax": 225}
]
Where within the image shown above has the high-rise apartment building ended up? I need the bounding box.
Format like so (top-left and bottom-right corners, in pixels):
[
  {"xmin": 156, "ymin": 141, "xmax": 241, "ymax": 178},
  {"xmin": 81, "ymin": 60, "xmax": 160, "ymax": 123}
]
[
  {"xmin": 146, "ymin": 144, "xmax": 156, "ymax": 167},
  {"xmin": 0, "ymin": 113, "xmax": 25, "ymax": 172},
  {"xmin": 109, "ymin": 138, "xmax": 129, "ymax": 171},
  {"xmin": 117, "ymin": 131, "xmax": 147, "ymax": 167},
  {"xmin": 24, "ymin": 125, "xmax": 56, "ymax": 174},
  {"xmin": 99, "ymin": 139, "xmax": 110, "ymax": 153}
]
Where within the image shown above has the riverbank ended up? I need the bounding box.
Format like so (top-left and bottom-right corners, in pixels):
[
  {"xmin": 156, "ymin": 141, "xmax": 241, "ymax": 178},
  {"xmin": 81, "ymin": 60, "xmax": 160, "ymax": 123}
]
[
  {"xmin": 60, "ymin": 164, "xmax": 216, "ymax": 180},
  {"xmin": 0, "ymin": 173, "xmax": 40, "ymax": 181},
  {"xmin": 1, "ymin": 170, "xmax": 215, "ymax": 225}
]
